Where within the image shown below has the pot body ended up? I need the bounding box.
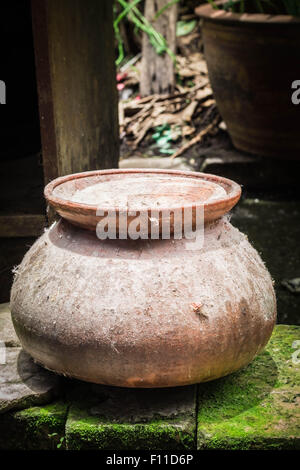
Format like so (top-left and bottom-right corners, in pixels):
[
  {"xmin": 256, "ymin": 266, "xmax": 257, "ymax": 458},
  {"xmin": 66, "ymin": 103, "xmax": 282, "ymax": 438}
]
[
  {"xmin": 197, "ymin": 6, "xmax": 300, "ymax": 159},
  {"xmin": 10, "ymin": 218, "xmax": 276, "ymax": 387}
]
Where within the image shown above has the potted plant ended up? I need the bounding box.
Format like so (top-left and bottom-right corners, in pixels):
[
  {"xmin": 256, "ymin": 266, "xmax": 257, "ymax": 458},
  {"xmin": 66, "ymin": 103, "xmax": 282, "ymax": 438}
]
[{"xmin": 195, "ymin": 1, "xmax": 300, "ymax": 159}]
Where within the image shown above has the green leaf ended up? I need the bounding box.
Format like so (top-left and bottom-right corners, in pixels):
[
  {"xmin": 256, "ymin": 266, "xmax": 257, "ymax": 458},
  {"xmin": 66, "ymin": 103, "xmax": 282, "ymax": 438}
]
[{"xmin": 176, "ymin": 20, "xmax": 197, "ymax": 37}]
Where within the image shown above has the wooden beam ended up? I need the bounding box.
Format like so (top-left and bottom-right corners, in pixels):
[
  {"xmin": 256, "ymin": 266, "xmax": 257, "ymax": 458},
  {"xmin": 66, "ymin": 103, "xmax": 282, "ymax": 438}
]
[
  {"xmin": 31, "ymin": 0, "xmax": 119, "ymax": 184},
  {"xmin": 140, "ymin": 0, "xmax": 178, "ymax": 96},
  {"xmin": 0, "ymin": 215, "xmax": 46, "ymax": 238}
]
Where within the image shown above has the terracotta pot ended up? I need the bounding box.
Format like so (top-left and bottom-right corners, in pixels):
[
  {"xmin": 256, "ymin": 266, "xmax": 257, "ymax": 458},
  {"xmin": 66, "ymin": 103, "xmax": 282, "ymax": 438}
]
[
  {"xmin": 10, "ymin": 169, "xmax": 276, "ymax": 387},
  {"xmin": 196, "ymin": 3, "xmax": 300, "ymax": 159}
]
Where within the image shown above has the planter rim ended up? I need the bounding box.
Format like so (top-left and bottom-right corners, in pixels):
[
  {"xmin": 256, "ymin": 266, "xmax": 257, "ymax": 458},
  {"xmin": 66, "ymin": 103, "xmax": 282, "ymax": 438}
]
[
  {"xmin": 44, "ymin": 168, "xmax": 241, "ymax": 230},
  {"xmin": 195, "ymin": 2, "xmax": 300, "ymax": 24}
]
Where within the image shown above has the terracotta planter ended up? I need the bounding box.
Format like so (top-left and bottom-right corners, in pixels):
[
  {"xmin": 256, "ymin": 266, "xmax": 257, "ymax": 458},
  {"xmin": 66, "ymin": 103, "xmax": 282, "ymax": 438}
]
[
  {"xmin": 10, "ymin": 169, "xmax": 276, "ymax": 387},
  {"xmin": 196, "ymin": 3, "xmax": 300, "ymax": 159}
]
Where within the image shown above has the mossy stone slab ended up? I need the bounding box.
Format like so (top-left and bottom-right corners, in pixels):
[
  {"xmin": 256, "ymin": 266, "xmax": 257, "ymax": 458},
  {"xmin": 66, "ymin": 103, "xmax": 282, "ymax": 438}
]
[
  {"xmin": 0, "ymin": 302, "xmax": 20, "ymax": 347},
  {"xmin": 197, "ymin": 325, "xmax": 300, "ymax": 450},
  {"xmin": 0, "ymin": 401, "xmax": 68, "ymax": 450},
  {"xmin": 65, "ymin": 384, "xmax": 196, "ymax": 450},
  {"xmin": 0, "ymin": 348, "xmax": 61, "ymax": 414}
]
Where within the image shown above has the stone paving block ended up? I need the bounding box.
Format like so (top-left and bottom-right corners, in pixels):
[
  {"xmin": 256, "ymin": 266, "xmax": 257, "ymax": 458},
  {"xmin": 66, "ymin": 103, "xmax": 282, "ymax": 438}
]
[
  {"xmin": 199, "ymin": 148, "xmax": 300, "ymax": 191},
  {"xmin": 0, "ymin": 302, "xmax": 20, "ymax": 347},
  {"xmin": 0, "ymin": 401, "xmax": 68, "ymax": 450},
  {"xmin": 197, "ymin": 325, "xmax": 300, "ymax": 450},
  {"xmin": 0, "ymin": 347, "xmax": 61, "ymax": 414},
  {"xmin": 119, "ymin": 156, "xmax": 193, "ymax": 171},
  {"xmin": 65, "ymin": 384, "xmax": 196, "ymax": 450}
]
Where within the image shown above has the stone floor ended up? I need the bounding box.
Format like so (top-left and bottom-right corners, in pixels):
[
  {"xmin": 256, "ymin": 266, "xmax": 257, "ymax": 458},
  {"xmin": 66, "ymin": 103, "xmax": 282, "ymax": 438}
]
[{"xmin": 0, "ymin": 303, "xmax": 299, "ymax": 450}]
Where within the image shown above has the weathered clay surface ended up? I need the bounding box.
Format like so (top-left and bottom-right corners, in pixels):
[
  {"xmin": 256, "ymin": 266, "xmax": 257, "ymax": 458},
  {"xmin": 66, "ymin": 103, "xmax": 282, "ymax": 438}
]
[
  {"xmin": 196, "ymin": 4, "xmax": 300, "ymax": 159},
  {"xmin": 65, "ymin": 383, "xmax": 196, "ymax": 450},
  {"xmin": 0, "ymin": 347, "xmax": 60, "ymax": 414},
  {"xmin": 0, "ymin": 302, "xmax": 20, "ymax": 347},
  {"xmin": 70, "ymin": 174, "xmax": 226, "ymax": 207},
  {"xmin": 10, "ymin": 214, "xmax": 276, "ymax": 387}
]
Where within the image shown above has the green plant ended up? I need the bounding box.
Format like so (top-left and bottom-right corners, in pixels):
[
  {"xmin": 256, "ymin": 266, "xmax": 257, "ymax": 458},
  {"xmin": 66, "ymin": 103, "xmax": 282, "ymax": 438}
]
[
  {"xmin": 114, "ymin": 0, "xmax": 180, "ymax": 67},
  {"xmin": 57, "ymin": 436, "xmax": 65, "ymax": 449},
  {"xmin": 152, "ymin": 124, "xmax": 181, "ymax": 155},
  {"xmin": 207, "ymin": 0, "xmax": 300, "ymax": 15}
]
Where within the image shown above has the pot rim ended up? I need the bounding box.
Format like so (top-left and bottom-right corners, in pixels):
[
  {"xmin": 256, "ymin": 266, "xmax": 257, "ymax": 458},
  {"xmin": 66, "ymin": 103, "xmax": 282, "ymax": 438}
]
[
  {"xmin": 44, "ymin": 168, "xmax": 241, "ymax": 225},
  {"xmin": 195, "ymin": 1, "xmax": 300, "ymax": 24}
]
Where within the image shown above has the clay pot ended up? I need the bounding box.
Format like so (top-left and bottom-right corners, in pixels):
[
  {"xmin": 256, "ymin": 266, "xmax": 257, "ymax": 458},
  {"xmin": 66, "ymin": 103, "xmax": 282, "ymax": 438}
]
[
  {"xmin": 10, "ymin": 169, "xmax": 276, "ymax": 387},
  {"xmin": 196, "ymin": 3, "xmax": 300, "ymax": 159}
]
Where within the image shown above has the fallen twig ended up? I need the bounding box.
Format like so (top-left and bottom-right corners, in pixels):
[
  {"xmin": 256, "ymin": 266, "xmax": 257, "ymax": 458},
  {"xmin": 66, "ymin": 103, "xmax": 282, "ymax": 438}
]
[
  {"xmin": 119, "ymin": 53, "xmax": 219, "ymax": 151},
  {"xmin": 170, "ymin": 115, "xmax": 221, "ymax": 159}
]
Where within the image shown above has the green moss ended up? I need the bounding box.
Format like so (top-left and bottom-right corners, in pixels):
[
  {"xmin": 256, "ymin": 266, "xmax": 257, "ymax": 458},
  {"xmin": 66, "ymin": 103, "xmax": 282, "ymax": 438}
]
[
  {"xmin": 0, "ymin": 401, "xmax": 68, "ymax": 450},
  {"xmin": 66, "ymin": 411, "xmax": 195, "ymax": 450},
  {"xmin": 197, "ymin": 325, "xmax": 300, "ymax": 450},
  {"xmin": 65, "ymin": 388, "xmax": 196, "ymax": 451},
  {"xmin": 64, "ymin": 381, "xmax": 197, "ymax": 450}
]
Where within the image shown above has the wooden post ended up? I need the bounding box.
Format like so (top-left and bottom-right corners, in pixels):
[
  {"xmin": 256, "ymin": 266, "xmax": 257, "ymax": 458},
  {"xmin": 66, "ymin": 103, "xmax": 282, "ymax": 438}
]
[
  {"xmin": 140, "ymin": 0, "xmax": 178, "ymax": 96},
  {"xmin": 31, "ymin": 0, "xmax": 119, "ymax": 184}
]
